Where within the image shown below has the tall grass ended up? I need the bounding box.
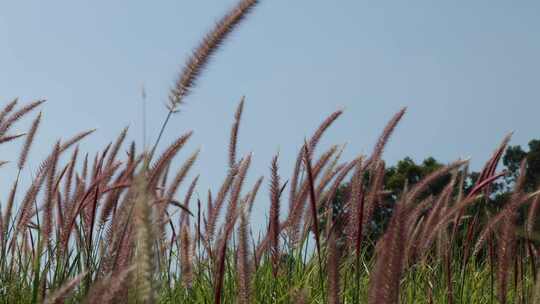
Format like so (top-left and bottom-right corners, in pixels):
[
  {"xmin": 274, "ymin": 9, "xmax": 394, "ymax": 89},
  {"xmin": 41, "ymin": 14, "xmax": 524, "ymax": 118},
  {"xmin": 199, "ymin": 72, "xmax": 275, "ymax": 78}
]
[{"xmin": 1, "ymin": 0, "xmax": 539, "ymax": 303}]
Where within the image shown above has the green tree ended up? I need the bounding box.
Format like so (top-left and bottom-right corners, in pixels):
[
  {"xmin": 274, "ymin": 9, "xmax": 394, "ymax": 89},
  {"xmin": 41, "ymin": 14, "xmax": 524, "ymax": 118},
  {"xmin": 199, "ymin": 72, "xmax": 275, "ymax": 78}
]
[
  {"xmin": 503, "ymin": 139, "xmax": 540, "ymax": 192},
  {"xmin": 327, "ymin": 138, "xmax": 540, "ymax": 244}
]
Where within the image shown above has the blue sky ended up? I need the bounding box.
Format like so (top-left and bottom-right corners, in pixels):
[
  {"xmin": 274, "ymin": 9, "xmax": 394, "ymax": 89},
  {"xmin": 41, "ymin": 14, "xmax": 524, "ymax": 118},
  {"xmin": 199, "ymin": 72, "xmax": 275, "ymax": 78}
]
[{"xmin": 1, "ymin": 1, "xmax": 539, "ymax": 226}]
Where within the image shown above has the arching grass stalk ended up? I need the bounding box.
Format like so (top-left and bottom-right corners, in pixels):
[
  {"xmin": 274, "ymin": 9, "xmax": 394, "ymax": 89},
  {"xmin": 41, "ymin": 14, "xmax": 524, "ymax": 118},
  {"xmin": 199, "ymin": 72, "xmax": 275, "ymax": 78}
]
[
  {"xmin": 149, "ymin": 0, "xmax": 259, "ymax": 161},
  {"xmin": 31, "ymin": 199, "xmax": 43, "ymax": 304},
  {"xmin": 354, "ymin": 180, "xmax": 365, "ymax": 304},
  {"xmin": 303, "ymin": 143, "xmax": 325, "ymax": 299}
]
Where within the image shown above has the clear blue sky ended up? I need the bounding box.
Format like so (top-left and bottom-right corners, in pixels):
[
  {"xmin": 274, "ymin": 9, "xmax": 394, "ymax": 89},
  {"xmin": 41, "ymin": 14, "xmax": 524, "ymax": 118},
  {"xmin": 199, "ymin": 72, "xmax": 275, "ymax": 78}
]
[{"xmin": 1, "ymin": 1, "xmax": 539, "ymax": 226}]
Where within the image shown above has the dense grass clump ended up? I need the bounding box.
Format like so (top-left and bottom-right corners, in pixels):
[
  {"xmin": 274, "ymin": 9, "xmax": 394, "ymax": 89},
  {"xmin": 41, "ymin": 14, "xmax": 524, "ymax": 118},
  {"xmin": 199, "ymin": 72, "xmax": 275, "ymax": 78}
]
[{"xmin": 1, "ymin": 0, "xmax": 539, "ymax": 303}]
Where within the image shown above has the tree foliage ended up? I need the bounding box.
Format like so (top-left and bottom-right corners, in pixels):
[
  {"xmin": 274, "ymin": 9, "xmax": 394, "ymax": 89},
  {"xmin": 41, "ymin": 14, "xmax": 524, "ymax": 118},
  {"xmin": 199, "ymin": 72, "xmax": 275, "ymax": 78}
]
[{"xmin": 329, "ymin": 138, "xmax": 540, "ymax": 241}]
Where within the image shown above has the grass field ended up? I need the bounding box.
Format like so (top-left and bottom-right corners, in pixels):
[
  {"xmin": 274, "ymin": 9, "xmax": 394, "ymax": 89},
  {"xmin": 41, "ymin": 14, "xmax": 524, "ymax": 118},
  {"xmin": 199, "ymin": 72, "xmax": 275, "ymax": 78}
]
[{"xmin": 1, "ymin": 0, "xmax": 539, "ymax": 303}]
